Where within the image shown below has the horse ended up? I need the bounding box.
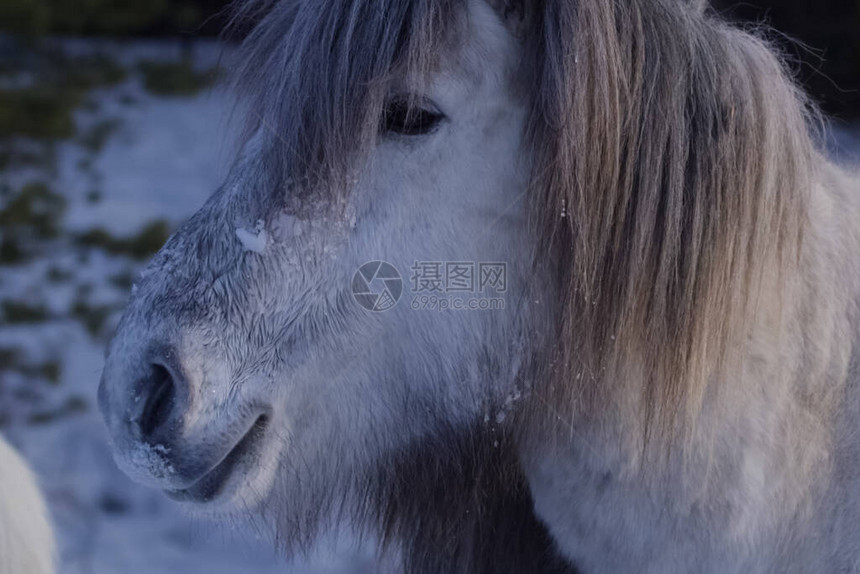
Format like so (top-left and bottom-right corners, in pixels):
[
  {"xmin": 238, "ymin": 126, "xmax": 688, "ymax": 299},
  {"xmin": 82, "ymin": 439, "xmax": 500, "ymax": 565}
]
[
  {"xmin": 0, "ymin": 436, "xmax": 55, "ymax": 574},
  {"xmin": 97, "ymin": 0, "xmax": 860, "ymax": 571}
]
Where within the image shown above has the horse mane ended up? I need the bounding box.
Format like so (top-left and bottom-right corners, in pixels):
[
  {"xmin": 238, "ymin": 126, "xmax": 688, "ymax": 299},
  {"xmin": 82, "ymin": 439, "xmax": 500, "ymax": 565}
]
[{"xmin": 524, "ymin": 0, "xmax": 820, "ymax": 447}]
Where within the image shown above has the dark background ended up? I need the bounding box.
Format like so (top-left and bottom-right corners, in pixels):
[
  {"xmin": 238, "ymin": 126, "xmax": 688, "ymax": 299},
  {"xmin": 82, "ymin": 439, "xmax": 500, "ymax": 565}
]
[
  {"xmin": 0, "ymin": 0, "xmax": 858, "ymax": 119},
  {"xmin": 712, "ymin": 0, "xmax": 860, "ymax": 121}
]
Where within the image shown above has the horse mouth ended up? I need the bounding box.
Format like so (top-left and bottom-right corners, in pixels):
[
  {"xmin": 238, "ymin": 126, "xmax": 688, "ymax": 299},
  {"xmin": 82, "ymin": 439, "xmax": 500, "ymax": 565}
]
[{"xmin": 166, "ymin": 414, "xmax": 270, "ymax": 504}]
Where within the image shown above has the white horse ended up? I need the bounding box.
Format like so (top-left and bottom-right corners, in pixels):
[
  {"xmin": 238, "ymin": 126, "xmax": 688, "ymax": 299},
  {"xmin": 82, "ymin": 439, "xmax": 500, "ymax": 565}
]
[
  {"xmin": 0, "ymin": 436, "xmax": 54, "ymax": 574},
  {"xmin": 99, "ymin": 0, "xmax": 860, "ymax": 572}
]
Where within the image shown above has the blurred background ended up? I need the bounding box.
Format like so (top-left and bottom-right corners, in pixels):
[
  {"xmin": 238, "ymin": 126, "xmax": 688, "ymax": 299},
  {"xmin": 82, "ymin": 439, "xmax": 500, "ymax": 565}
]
[{"xmin": 0, "ymin": 1, "xmax": 857, "ymax": 573}]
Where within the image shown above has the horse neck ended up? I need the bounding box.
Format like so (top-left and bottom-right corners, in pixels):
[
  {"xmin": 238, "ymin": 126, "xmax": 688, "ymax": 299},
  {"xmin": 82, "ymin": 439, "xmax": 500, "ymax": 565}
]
[
  {"xmin": 517, "ymin": 158, "xmax": 860, "ymax": 573},
  {"xmin": 669, "ymin": 157, "xmax": 860, "ymax": 485},
  {"xmin": 790, "ymin": 158, "xmax": 860, "ymax": 444},
  {"xmin": 783, "ymin": 159, "xmax": 860, "ymax": 398}
]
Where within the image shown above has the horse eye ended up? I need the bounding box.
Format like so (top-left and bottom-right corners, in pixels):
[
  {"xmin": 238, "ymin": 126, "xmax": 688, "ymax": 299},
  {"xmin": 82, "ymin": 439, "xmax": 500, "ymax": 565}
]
[{"xmin": 381, "ymin": 97, "xmax": 445, "ymax": 136}]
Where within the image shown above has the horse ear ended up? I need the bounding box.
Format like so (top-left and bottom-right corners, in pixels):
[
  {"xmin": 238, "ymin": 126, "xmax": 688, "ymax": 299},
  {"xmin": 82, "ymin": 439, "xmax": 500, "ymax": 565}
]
[{"xmin": 485, "ymin": 0, "xmax": 529, "ymax": 36}]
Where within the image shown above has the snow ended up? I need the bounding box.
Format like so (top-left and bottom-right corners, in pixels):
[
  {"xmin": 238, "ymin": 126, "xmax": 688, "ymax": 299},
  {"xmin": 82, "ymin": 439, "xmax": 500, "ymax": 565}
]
[
  {"xmin": 120, "ymin": 442, "xmax": 176, "ymax": 482},
  {"xmin": 60, "ymin": 43, "xmax": 239, "ymax": 235},
  {"xmin": 235, "ymin": 221, "xmax": 269, "ymax": 254}
]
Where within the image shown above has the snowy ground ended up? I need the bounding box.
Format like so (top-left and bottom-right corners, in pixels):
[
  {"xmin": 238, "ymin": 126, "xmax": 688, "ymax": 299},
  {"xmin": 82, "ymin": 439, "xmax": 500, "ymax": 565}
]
[{"xmin": 0, "ymin": 40, "xmax": 373, "ymax": 574}]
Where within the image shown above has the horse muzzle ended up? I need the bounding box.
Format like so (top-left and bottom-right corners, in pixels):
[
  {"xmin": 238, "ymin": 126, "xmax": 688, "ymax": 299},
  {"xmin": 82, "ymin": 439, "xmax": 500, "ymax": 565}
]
[{"xmin": 98, "ymin": 340, "xmax": 273, "ymax": 503}]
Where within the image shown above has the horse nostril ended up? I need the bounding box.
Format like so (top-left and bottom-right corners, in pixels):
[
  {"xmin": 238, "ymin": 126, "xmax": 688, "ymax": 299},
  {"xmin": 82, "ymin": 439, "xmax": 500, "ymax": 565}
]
[{"xmin": 138, "ymin": 364, "xmax": 177, "ymax": 440}]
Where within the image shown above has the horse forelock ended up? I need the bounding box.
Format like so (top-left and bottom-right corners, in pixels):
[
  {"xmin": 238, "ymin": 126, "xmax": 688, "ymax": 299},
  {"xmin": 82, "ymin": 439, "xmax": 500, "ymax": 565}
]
[{"xmin": 227, "ymin": 0, "xmax": 466, "ymax": 199}]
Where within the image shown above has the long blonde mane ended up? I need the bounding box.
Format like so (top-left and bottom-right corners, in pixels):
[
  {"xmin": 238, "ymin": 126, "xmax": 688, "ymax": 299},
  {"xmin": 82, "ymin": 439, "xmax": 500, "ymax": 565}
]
[{"xmin": 525, "ymin": 0, "xmax": 820, "ymax": 445}]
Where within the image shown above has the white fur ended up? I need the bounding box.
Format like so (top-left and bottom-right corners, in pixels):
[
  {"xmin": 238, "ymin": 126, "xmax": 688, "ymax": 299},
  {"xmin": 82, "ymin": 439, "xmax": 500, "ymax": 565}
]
[{"xmin": 0, "ymin": 436, "xmax": 55, "ymax": 574}]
